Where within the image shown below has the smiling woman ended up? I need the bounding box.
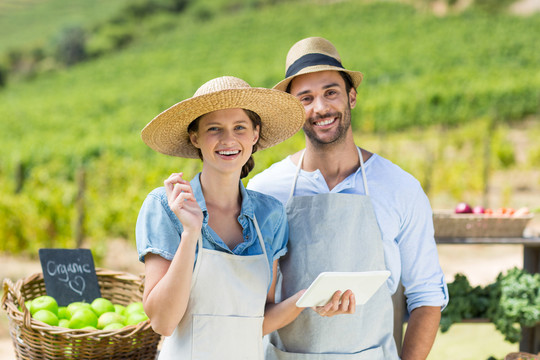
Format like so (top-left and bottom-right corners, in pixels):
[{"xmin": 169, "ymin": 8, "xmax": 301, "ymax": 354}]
[
  {"xmin": 187, "ymin": 108, "xmax": 261, "ymax": 179},
  {"xmin": 135, "ymin": 76, "xmax": 307, "ymax": 360}
]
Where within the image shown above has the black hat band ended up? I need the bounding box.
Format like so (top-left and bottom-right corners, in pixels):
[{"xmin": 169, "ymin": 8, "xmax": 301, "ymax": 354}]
[{"xmin": 286, "ymin": 53, "xmax": 344, "ymax": 78}]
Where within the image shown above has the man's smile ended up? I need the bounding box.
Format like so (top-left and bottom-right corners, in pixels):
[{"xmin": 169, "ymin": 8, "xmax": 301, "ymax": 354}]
[{"xmin": 314, "ymin": 118, "xmax": 336, "ymax": 127}]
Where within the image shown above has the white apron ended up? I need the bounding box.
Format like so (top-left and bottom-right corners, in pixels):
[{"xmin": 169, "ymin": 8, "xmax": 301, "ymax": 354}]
[
  {"xmin": 266, "ymin": 149, "xmax": 399, "ymax": 360},
  {"xmin": 159, "ymin": 215, "xmax": 270, "ymax": 360}
]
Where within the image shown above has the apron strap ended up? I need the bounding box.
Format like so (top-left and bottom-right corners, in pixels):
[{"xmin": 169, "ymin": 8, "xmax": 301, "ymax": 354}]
[
  {"xmin": 288, "ymin": 147, "xmax": 369, "ymax": 199},
  {"xmin": 252, "ymin": 215, "xmax": 268, "ymax": 258},
  {"xmin": 288, "ymin": 150, "xmax": 306, "ymax": 200},
  {"xmin": 358, "ymin": 147, "xmax": 369, "ymax": 196},
  {"xmin": 253, "ymin": 214, "xmax": 271, "ymax": 284},
  {"xmin": 191, "ymin": 234, "xmax": 204, "ymax": 291}
]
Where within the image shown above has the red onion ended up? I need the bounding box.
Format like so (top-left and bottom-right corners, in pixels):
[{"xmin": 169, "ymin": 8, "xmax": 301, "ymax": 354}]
[
  {"xmin": 455, "ymin": 202, "xmax": 473, "ymax": 214},
  {"xmin": 472, "ymin": 206, "xmax": 485, "ymax": 214}
]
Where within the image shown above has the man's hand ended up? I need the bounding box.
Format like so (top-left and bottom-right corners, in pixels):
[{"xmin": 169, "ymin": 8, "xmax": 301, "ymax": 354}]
[{"xmin": 313, "ymin": 289, "xmax": 356, "ymax": 317}]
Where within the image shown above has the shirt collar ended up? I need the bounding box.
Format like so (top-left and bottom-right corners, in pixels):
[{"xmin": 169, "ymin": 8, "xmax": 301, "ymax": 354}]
[
  {"xmin": 239, "ymin": 180, "xmax": 256, "ymax": 220},
  {"xmin": 190, "ymin": 173, "xmax": 255, "ymax": 220},
  {"xmin": 286, "ymin": 148, "xmax": 374, "ymax": 192},
  {"xmin": 190, "ymin": 173, "xmax": 208, "ymax": 216}
]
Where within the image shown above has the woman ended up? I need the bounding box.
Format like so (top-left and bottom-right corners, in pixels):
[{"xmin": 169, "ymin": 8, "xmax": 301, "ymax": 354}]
[{"xmin": 136, "ymin": 76, "xmax": 306, "ymax": 360}]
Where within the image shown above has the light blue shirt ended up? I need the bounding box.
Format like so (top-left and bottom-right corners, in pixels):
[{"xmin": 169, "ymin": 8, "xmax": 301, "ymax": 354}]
[
  {"xmin": 248, "ymin": 151, "xmax": 449, "ymax": 313},
  {"xmin": 136, "ymin": 173, "xmax": 289, "ymax": 290}
]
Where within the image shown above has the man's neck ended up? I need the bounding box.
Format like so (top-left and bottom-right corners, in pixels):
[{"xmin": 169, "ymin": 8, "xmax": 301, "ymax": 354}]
[{"xmin": 292, "ymin": 137, "xmax": 372, "ymax": 191}]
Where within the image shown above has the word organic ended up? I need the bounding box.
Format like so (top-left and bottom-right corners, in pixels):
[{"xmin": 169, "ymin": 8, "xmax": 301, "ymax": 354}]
[{"xmin": 46, "ymin": 261, "xmax": 92, "ymax": 282}]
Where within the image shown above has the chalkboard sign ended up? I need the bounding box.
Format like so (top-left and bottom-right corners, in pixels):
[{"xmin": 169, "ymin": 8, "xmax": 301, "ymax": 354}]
[{"xmin": 39, "ymin": 248, "xmax": 101, "ymax": 306}]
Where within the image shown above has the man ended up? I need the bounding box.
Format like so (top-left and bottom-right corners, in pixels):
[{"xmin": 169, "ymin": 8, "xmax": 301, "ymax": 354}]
[{"xmin": 247, "ymin": 37, "xmax": 448, "ymax": 359}]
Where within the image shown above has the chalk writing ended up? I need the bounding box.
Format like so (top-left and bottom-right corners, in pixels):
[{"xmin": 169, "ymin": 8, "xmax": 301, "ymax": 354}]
[
  {"xmin": 46, "ymin": 261, "xmax": 92, "ymax": 282},
  {"xmin": 39, "ymin": 248, "xmax": 101, "ymax": 305}
]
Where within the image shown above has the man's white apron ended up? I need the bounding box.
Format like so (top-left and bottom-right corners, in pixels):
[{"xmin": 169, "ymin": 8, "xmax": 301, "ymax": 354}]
[{"xmin": 266, "ymin": 149, "xmax": 399, "ymax": 360}]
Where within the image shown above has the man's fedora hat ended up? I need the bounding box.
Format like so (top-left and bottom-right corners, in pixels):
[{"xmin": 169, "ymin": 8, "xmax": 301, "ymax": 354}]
[
  {"xmin": 273, "ymin": 37, "xmax": 363, "ymax": 92},
  {"xmin": 142, "ymin": 76, "xmax": 305, "ymax": 158}
]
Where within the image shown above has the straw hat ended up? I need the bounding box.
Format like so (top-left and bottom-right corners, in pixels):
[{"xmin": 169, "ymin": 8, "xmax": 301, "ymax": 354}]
[
  {"xmin": 273, "ymin": 37, "xmax": 363, "ymax": 92},
  {"xmin": 141, "ymin": 76, "xmax": 305, "ymax": 158}
]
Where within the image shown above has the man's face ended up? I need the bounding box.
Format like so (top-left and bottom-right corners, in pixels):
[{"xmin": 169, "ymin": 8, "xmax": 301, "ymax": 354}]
[{"xmin": 289, "ymin": 70, "xmax": 356, "ymax": 147}]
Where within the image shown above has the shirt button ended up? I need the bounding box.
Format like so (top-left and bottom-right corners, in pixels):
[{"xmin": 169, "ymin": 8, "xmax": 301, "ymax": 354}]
[{"xmin": 314, "ymin": 174, "xmax": 319, "ymax": 179}]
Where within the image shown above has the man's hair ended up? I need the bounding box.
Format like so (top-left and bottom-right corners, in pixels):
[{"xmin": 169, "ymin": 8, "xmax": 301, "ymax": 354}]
[
  {"xmin": 285, "ymin": 71, "xmax": 354, "ymax": 95},
  {"xmin": 339, "ymin": 71, "xmax": 354, "ymax": 94}
]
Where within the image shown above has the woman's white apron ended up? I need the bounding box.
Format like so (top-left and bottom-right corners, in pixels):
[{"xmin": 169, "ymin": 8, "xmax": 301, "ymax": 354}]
[{"xmin": 159, "ymin": 216, "xmax": 270, "ymax": 360}]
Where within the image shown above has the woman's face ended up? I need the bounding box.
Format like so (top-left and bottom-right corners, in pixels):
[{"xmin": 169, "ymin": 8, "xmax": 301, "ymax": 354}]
[{"xmin": 189, "ymin": 108, "xmax": 260, "ymax": 175}]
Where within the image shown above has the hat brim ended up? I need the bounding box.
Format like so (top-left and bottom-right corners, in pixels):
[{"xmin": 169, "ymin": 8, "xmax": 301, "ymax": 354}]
[
  {"xmin": 273, "ymin": 65, "xmax": 363, "ymax": 92},
  {"xmin": 141, "ymin": 88, "xmax": 305, "ymax": 158}
]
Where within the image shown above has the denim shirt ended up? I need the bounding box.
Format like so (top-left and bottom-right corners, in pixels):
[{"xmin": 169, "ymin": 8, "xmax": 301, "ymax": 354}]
[{"xmin": 136, "ymin": 173, "xmax": 288, "ymax": 290}]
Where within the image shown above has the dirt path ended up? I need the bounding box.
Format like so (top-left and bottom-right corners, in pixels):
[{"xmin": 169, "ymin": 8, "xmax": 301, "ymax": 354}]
[{"xmin": 510, "ymin": 0, "xmax": 540, "ymax": 15}]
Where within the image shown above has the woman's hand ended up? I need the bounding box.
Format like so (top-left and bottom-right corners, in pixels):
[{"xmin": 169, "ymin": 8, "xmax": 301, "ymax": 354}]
[{"xmin": 164, "ymin": 172, "xmax": 203, "ymax": 235}]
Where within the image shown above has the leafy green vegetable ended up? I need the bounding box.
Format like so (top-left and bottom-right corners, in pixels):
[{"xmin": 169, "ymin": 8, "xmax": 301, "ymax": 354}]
[
  {"xmin": 440, "ymin": 273, "xmax": 492, "ymax": 332},
  {"xmin": 442, "ymin": 268, "xmax": 540, "ymax": 343},
  {"xmin": 489, "ymin": 268, "xmax": 540, "ymax": 343}
]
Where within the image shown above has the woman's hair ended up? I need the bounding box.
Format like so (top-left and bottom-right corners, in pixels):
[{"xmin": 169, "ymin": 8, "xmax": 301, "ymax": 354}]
[{"xmin": 187, "ymin": 109, "xmax": 262, "ymax": 179}]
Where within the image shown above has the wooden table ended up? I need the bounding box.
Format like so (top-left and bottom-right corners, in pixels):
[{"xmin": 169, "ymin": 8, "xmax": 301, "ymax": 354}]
[{"xmin": 392, "ymin": 236, "xmax": 540, "ymax": 355}]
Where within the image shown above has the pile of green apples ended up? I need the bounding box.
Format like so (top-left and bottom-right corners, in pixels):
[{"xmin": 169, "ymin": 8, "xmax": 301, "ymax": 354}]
[{"xmin": 23, "ymin": 295, "xmax": 149, "ymax": 330}]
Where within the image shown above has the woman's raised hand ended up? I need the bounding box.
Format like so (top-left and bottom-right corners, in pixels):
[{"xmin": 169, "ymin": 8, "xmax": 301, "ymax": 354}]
[{"xmin": 164, "ymin": 173, "xmax": 203, "ymax": 235}]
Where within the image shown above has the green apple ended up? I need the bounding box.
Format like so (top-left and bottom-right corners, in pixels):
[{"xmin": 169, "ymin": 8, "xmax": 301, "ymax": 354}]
[
  {"xmin": 30, "ymin": 295, "xmax": 58, "ymax": 316},
  {"xmin": 57, "ymin": 306, "xmax": 70, "ymax": 320},
  {"xmin": 33, "ymin": 309, "xmax": 59, "ymax": 326},
  {"xmin": 58, "ymin": 319, "xmax": 70, "ymax": 328},
  {"xmin": 68, "ymin": 308, "xmax": 98, "ymax": 329},
  {"xmin": 19, "ymin": 300, "xmax": 32, "ymax": 313},
  {"xmin": 82, "ymin": 326, "xmax": 97, "ymax": 330},
  {"xmin": 103, "ymin": 322, "xmax": 125, "ymax": 330},
  {"xmin": 67, "ymin": 302, "xmax": 92, "ymax": 318},
  {"xmin": 114, "ymin": 304, "xmax": 126, "ymax": 315},
  {"xmin": 125, "ymin": 311, "xmax": 149, "ymax": 326},
  {"xmin": 91, "ymin": 298, "xmax": 115, "ymax": 317},
  {"xmin": 97, "ymin": 312, "xmax": 125, "ymax": 329},
  {"xmin": 125, "ymin": 302, "xmax": 144, "ymax": 315}
]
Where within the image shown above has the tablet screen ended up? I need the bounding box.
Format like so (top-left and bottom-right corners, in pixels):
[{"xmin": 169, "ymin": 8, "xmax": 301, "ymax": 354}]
[{"xmin": 295, "ymin": 270, "xmax": 391, "ymax": 308}]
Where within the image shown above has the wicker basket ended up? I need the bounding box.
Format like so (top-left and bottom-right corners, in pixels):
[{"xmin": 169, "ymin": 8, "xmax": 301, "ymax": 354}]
[
  {"xmin": 2, "ymin": 268, "xmax": 161, "ymax": 360},
  {"xmin": 505, "ymin": 352, "xmax": 540, "ymax": 360},
  {"xmin": 433, "ymin": 210, "xmax": 534, "ymax": 238}
]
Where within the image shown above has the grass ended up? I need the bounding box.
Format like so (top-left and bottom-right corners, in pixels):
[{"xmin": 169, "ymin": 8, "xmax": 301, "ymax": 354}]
[
  {"xmin": 0, "ymin": 1, "xmax": 538, "ymax": 254},
  {"xmin": 0, "ymin": 0, "xmax": 132, "ymax": 53},
  {"xmin": 1, "ymin": 1, "xmax": 539, "ymax": 163},
  {"xmin": 427, "ymin": 323, "xmax": 518, "ymax": 360}
]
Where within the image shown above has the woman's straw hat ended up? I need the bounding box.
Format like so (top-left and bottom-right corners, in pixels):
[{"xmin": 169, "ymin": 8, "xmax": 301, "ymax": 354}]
[
  {"xmin": 141, "ymin": 76, "xmax": 305, "ymax": 158},
  {"xmin": 273, "ymin": 37, "xmax": 363, "ymax": 92}
]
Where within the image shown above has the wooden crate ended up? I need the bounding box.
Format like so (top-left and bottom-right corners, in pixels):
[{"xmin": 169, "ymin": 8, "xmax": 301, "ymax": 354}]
[{"xmin": 433, "ymin": 210, "xmax": 533, "ymax": 238}]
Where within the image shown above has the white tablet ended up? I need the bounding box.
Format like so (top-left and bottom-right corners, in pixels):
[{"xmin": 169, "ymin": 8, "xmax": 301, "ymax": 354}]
[{"xmin": 295, "ymin": 270, "xmax": 391, "ymax": 308}]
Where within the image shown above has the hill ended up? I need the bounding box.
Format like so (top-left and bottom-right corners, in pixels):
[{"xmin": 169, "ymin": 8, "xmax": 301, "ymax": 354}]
[
  {"xmin": 0, "ymin": 0, "xmax": 132, "ymax": 53},
  {"xmin": 0, "ymin": 0, "xmax": 539, "ymax": 256}
]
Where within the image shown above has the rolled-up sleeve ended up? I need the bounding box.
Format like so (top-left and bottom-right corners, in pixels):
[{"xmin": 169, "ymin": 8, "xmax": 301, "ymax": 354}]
[
  {"xmin": 135, "ymin": 188, "xmax": 182, "ymax": 263},
  {"xmin": 398, "ymin": 188, "xmax": 449, "ymax": 313},
  {"xmin": 271, "ymin": 205, "xmax": 289, "ymax": 262}
]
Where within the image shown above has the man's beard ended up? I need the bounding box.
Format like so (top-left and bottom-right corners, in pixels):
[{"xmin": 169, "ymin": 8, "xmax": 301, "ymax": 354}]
[{"xmin": 303, "ymin": 106, "xmax": 352, "ymax": 148}]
